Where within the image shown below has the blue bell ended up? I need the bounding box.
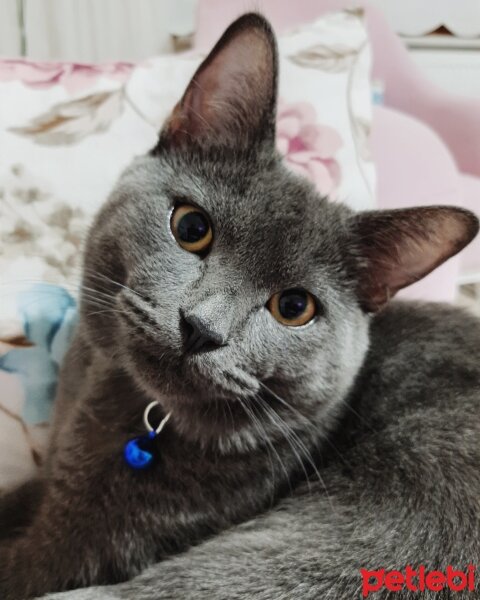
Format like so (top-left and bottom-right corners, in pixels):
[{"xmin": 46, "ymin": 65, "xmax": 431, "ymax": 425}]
[{"xmin": 124, "ymin": 431, "xmax": 157, "ymax": 469}]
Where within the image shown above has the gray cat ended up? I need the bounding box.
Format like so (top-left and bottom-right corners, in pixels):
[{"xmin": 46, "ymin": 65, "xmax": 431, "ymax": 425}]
[{"xmin": 1, "ymin": 13, "xmax": 480, "ymax": 600}]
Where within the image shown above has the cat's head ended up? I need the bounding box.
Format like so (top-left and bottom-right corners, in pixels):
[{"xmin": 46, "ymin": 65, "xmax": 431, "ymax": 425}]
[{"xmin": 82, "ymin": 14, "xmax": 478, "ymax": 450}]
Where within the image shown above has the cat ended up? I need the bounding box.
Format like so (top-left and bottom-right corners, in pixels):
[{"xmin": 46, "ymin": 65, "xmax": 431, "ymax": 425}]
[{"xmin": 1, "ymin": 13, "xmax": 480, "ymax": 600}]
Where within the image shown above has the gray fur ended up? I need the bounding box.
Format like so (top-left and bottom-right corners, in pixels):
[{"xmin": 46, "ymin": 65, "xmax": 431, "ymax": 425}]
[
  {"xmin": 46, "ymin": 303, "xmax": 480, "ymax": 600},
  {"xmin": 1, "ymin": 13, "xmax": 479, "ymax": 600}
]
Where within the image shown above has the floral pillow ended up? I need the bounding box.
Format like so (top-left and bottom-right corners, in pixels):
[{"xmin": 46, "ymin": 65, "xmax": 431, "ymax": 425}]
[{"xmin": 0, "ymin": 9, "xmax": 375, "ymax": 490}]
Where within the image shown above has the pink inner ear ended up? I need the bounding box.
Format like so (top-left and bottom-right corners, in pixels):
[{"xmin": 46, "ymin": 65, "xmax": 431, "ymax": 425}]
[
  {"xmin": 357, "ymin": 207, "xmax": 479, "ymax": 312},
  {"xmin": 165, "ymin": 22, "xmax": 276, "ymax": 148},
  {"xmin": 387, "ymin": 238, "xmax": 438, "ymax": 291}
]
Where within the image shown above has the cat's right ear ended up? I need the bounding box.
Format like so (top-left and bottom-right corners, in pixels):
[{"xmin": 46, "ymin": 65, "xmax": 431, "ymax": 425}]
[
  {"xmin": 154, "ymin": 13, "xmax": 278, "ymax": 153},
  {"xmin": 352, "ymin": 206, "xmax": 479, "ymax": 313}
]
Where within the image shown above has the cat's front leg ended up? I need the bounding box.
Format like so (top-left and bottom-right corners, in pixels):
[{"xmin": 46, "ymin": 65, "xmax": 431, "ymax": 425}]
[
  {"xmin": 0, "ymin": 468, "xmax": 156, "ymax": 600},
  {"xmin": 0, "ymin": 527, "xmax": 72, "ymax": 600},
  {"xmin": 0, "ymin": 514, "xmax": 106, "ymax": 600},
  {"xmin": 0, "ymin": 510, "xmax": 140, "ymax": 600},
  {"xmin": 0, "ymin": 479, "xmax": 43, "ymax": 541}
]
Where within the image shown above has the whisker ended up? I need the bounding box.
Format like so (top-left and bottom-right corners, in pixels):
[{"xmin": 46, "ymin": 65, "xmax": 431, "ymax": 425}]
[
  {"xmin": 337, "ymin": 396, "xmax": 378, "ymax": 434},
  {"xmin": 254, "ymin": 395, "xmax": 312, "ymax": 494},
  {"xmin": 85, "ymin": 308, "xmax": 125, "ymax": 318},
  {"xmin": 255, "ymin": 390, "xmax": 337, "ymax": 514},
  {"xmin": 0, "ymin": 280, "xmax": 113, "ymax": 305},
  {"xmin": 259, "ymin": 381, "xmax": 353, "ymax": 468},
  {"xmin": 241, "ymin": 399, "xmax": 278, "ymax": 508},
  {"xmin": 78, "ymin": 294, "xmax": 113, "ymax": 308},
  {"xmin": 77, "ymin": 285, "xmax": 117, "ymax": 302},
  {"xmin": 237, "ymin": 397, "xmax": 288, "ymax": 502},
  {"xmin": 81, "ymin": 268, "xmax": 146, "ymax": 300}
]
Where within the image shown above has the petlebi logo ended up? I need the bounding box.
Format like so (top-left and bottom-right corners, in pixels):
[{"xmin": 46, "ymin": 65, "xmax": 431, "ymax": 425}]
[{"xmin": 361, "ymin": 565, "xmax": 476, "ymax": 597}]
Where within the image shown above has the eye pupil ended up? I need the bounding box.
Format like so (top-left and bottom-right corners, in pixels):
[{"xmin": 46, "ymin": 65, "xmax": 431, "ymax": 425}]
[
  {"xmin": 177, "ymin": 212, "xmax": 209, "ymax": 243},
  {"xmin": 171, "ymin": 204, "xmax": 213, "ymax": 253},
  {"xmin": 279, "ymin": 289, "xmax": 308, "ymax": 319},
  {"xmin": 267, "ymin": 288, "xmax": 317, "ymax": 327}
]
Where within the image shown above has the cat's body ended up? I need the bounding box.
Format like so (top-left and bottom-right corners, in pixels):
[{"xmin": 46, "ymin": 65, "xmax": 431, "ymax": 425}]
[
  {"xmin": 44, "ymin": 302, "xmax": 480, "ymax": 600},
  {"xmin": 9, "ymin": 301, "xmax": 480, "ymax": 600},
  {"xmin": 1, "ymin": 13, "xmax": 479, "ymax": 600}
]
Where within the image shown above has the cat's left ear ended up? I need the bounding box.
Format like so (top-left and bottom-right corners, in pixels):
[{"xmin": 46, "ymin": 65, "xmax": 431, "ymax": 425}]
[
  {"xmin": 156, "ymin": 13, "xmax": 278, "ymax": 152},
  {"xmin": 352, "ymin": 206, "xmax": 479, "ymax": 312}
]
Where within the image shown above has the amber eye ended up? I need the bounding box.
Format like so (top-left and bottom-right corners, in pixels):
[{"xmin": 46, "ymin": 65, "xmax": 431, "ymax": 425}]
[
  {"xmin": 171, "ymin": 204, "xmax": 213, "ymax": 254},
  {"xmin": 267, "ymin": 288, "xmax": 317, "ymax": 327}
]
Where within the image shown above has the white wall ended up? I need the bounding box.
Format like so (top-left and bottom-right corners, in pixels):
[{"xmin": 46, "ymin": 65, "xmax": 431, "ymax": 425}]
[
  {"xmin": 1, "ymin": 0, "xmax": 479, "ymax": 100},
  {"xmin": 0, "ymin": 0, "xmax": 198, "ymax": 61},
  {"xmin": 367, "ymin": 0, "xmax": 480, "ymax": 37},
  {"xmin": 0, "ymin": 0, "xmax": 22, "ymax": 56}
]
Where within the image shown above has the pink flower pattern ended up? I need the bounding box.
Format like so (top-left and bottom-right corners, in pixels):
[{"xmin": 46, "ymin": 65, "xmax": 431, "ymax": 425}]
[
  {"xmin": 0, "ymin": 59, "xmax": 134, "ymax": 94},
  {"xmin": 0, "ymin": 61, "xmax": 342, "ymax": 195},
  {"xmin": 277, "ymin": 100, "xmax": 342, "ymax": 196}
]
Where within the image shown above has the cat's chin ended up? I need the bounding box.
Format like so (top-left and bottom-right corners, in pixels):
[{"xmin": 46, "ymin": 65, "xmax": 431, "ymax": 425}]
[
  {"xmin": 130, "ymin": 372, "xmax": 266, "ymax": 452},
  {"xmin": 123, "ymin": 347, "xmax": 269, "ymax": 448},
  {"xmin": 126, "ymin": 342, "xmax": 260, "ymax": 403}
]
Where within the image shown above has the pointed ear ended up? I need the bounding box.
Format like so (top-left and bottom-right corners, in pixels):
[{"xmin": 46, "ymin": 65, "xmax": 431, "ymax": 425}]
[
  {"xmin": 352, "ymin": 206, "xmax": 479, "ymax": 312},
  {"xmin": 156, "ymin": 13, "xmax": 278, "ymax": 152}
]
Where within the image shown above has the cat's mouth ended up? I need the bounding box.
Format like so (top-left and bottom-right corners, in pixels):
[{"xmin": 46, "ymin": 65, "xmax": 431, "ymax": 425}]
[
  {"xmin": 127, "ymin": 338, "xmax": 260, "ymax": 406},
  {"xmin": 188, "ymin": 356, "xmax": 260, "ymax": 400},
  {"xmin": 127, "ymin": 344, "xmax": 268, "ymax": 449}
]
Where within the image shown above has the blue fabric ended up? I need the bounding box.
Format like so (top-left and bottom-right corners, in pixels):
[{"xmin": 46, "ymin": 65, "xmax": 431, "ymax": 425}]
[{"xmin": 0, "ymin": 283, "xmax": 78, "ymax": 424}]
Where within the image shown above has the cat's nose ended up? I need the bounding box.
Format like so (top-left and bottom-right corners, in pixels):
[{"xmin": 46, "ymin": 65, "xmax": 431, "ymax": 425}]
[{"xmin": 181, "ymin": 312, "xmax": 227, "ymax": 353}]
